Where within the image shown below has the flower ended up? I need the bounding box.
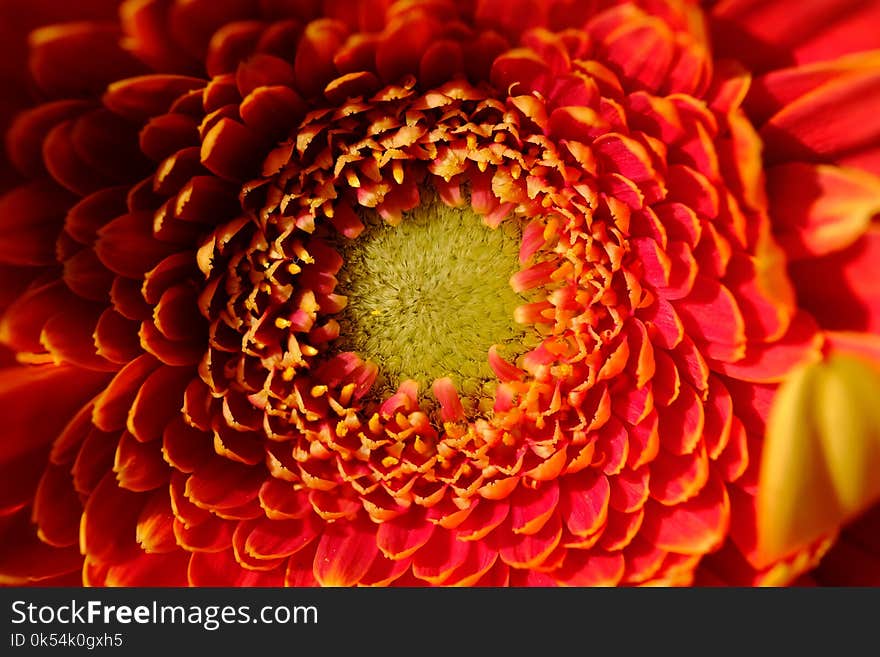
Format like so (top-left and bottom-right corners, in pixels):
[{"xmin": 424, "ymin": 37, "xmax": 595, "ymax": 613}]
[{"xmin": 1, "ymin": 0, "xmax": 879, "ymax": 587}]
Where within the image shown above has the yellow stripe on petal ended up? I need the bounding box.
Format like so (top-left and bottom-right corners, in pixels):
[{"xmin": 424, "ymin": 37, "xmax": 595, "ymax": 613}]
[{"xmin": 758, "ymin": 354, "xmax": 880, "ymax": 564}]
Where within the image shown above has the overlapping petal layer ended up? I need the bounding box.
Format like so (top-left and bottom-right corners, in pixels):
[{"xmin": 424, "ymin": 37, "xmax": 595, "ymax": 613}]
[{"xmin": 0, "ymin": 0, "xmax": 878, "ymax": 587}]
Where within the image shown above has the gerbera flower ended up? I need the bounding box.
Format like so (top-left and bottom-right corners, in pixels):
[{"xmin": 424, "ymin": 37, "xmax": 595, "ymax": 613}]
[{"xmin": 1, "ymin": 0, "xmax": 879, "ymax": 587}]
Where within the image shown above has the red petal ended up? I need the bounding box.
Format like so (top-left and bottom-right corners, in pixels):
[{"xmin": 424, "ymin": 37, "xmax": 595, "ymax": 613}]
[
  {"xmin": 200, "ymin": 117, "xmax": 266, "ymax": 181},
  {"xmin": 92, "ymin": 354, "xmax": 160, "ymax": 431},
  {"xmin": 789, "ymin": 227, "xmax": 880, "ymax": 333},
  {"xmin": 136, "ymin": 487, "xmax": 177, "ymax": 553},
  {"xmin": 559, "ymin": 471, "xmax": 610, "ymax": 537},
  {"xmin": 188, "ymin": 548, "xmax": 284, "ymax": 586},
  {"xmin": 6, "ymin": 99, "xmax": 91, "ymax": 177},
  {"xmin": 0, "ymin": 508, "xmax": 82, "ymax": 584},
  {"xmin": 185, "ymin": 457, "xmax": 263, "ymax": 511},
  {"xmin": 623, "ymin": 536, "xmax": 668, "ymax": 584},
  {"xmin": 41, "ymin": 302, "xmax": 118, "ymax": 371},
  {"xmin": 162, "ymin": 416, "xmax": 214, "ymax": 473},
  {"xmin": 769, "ymin": 162, "xmax": 880, "ymax": 260},
  {"xmin": 258, "ymin": 479, "xmax": 312, "ymax": 520},
  {"xmin": 509, "ymin": 480, "xmax": 559, "ymax": 535},
  {"xmin": 657, "ymin": 382, "xmax": 704, "ymax": 455},
  {"xmin": 95, "ymin": 212, "xmax": 178, "ymax": 278},
  {"xmin": 98, "ymin": 550, "xmax": 189, "ymax": 586},
  {"xmin": 672, "ymin": 275, "xmax": 746, "ymax": 357},
  {"xmin": 376, "ymin": 507, "xmax": 435, "ymax": 559},
  {"xmin": 711, "ymin": 1, "xmax": 880, "ymax": 74},
  {"xmin": 650, "ymin": 444, "xmax": 710, "ymax": 506},
  {"xmin": 0, "ymin": 364, "xmax": 107, "ymax": 511},
  {"xmin": 761, "ymin": 68, "xmax": 880, "ymax": 173},
  {"xmin": 455, "ymin": 500, "xmax": 509, "ymax": 541},
  {"xmin": 609, "ymin": 466, "xmax": 650, "ymax": 513},
  {"xmin": 243, "ymin": 515, "xmax": 321, "ymax": 559},
  {"xmin": 81, "ymin": 471, "xmax": 148, "ymax": 564},
  {"xmin": 412, "ymin": 527, "xmax": 471, "ymax": 584},
  {"xmin": 64, "ymin": 185, "xmax": 129, "ymax": 246},
  {"xmin": 71, "ymin": 424, "xmax": 118, "ymax": 496},
  {"xmin": 638, "ymin": 297, "xmax": 684, "ymax": 349},
  {"xmin": 711, "ymin": 311, "xmax": 823, "ymax": 383},
  {"xmin": 438, "ymin": 541, "xmax": 497, "ymax": 586},
  {"xmin": 313, "ymin": 518, "xmax": 379, "ymax": 586},
  {"xmin": 294, "ymin": 19, "xmax": 349, "ymax": 97},
  {"xmin": 555, "ymin": 549, "xmax": 625, "ymax": 586},
  {"xmin": 360, "ymin": 553, "xmax": 413, "ymax": 586},
  {"xmin": 497, "ymin": 512, "xmax": 562, "ymax": 568},
  {"xmin": 0, "ymin": 181, "xmax": 74, "ymax": 266},
  {"xmin": 285, "ymin": 541, "xmax": 320, "ymax": 586},
  {"xmin": 103, "ymin": 75, "xmax": 206, "ymax": 122},
  {"xmin": 32, "ymin": 462, "xmax": 82, "ymax": 547},
  {"xmin": 127, "ymin": 365, "xmax": 193, "ymax": 442},
  {"xmin": 28, "ymin": 22, "xmax": 148, "ymax": 97},
  {"xmin": 642, "ymin": 473, "xmax": 730, "ymax": 555},
  {"xmin": 114, "ymin": 430, "xmax": 169, "ymax": 491}
]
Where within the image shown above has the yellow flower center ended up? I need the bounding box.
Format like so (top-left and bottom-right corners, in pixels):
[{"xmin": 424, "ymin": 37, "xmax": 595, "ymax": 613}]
[{"xmin": 335, "ymin": 195, "xmax": 529, "ymax": 408}]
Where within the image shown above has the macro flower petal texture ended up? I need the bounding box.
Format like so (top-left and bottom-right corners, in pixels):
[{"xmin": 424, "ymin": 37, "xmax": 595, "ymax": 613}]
[{"xmin": 1, "ymin": 0, "xmax": 879, "ymax": 587}]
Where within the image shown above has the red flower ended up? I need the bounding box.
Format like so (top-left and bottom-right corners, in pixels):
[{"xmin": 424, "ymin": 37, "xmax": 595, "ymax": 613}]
[{"xmin": 1, "ymin": 0, "xmax": 879, "ymax": 587}]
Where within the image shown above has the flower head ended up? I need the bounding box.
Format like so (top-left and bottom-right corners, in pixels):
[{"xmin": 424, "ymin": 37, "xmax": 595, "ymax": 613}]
[{"xmin": 1, "ymin": 0, "xmax": 879, "ymax": 587}]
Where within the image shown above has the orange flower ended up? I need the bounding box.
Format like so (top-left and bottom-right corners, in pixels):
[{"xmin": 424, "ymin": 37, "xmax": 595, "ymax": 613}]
[{"xmin": 1, "ymin": 0, "xmax": 879, "ymax": 587}]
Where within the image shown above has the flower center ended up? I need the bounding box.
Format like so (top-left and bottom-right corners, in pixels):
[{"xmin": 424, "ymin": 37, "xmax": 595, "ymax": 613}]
[{"xmin": 334, "ymin": 195, "xmax": 528, "ymax": 405}]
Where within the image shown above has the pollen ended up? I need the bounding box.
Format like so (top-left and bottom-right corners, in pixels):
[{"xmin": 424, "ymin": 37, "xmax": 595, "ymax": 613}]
[{"xmin": 334, "ymin": 192, "xmax": 531, "ymax": 404}]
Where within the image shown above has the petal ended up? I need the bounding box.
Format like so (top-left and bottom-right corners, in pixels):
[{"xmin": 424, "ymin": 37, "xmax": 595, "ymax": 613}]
[
  {"xmin": 789, "ymin": 226, "xmax": 880, "ymax": 333},
  {"xmin": 99, "ymin": 550, "xmax": 189, "ymax": 586},
  {"xmin": 769, "ymin": 162, "xmax": 880, "ymax": 260},
  {"xmin": 411, "ymin": 528, "xmax": 472, "ymax": 584},
  {"xmin": 711, "ymin": 1, "xmax": 880, "ymax": 73},
  {"xmin": 136, "ymin": 487, "xmax": 177, "ymax": 553},
  {"xmin": 761, "ymin": 67, "xmax": 880, "ymax": 173},
  {"xmin": 0, "ymin": 508, "xmax": 82, "ymax": 585},
  {"xmin": 81, "ymin": 471, "xmax": 148, "ymax": 564},
  {"xmin": 497, "ymin": 512, "xmax": 562, "ymax": 568},
  {"xmin": 114, "ymin": 430, "xmax": 169, "ymax": 491},
  {"xmin": 95, "ymin": 212, "xmax": 179, "ymax": 278},
  {"xmin": 32, "ymin": 462, "xmax": 83, "ymax": 547},
  {"xmin": 0, "ymin": 181, "xmax": 74, "ymax": 266},
  {"xmin": 188, "ymin": 548, "xmax": 284, "ymax": 586},
  {"xmin": 102, "ymin": 75, "xmax": 206, "ymax": 122},
  {"xmin": 127, "ymin": 365, "xmax": 194, "ymax": 442},
  {"xmin": 709, "ymin": 311, "xmax": 823, "ymax": 383},
  {"xmin": 376, "ymin": 507, "xmax": 435, "ymax": 559},
  {"xmin": 313, "ymin": 518, "xmax": 379, "ymax": 586},
  {"xmin": 0, "ymin": 364, "xmax": 107, "ymax": 511},
  {"xmin": 671, "ymin": 275, "xmax": 746, "ymax": 356},
  {"xmin": 559, "ymin": 471, "xmax": 610, "ymax": 537},
  {"xmin": 642, "ymin": 472, "xmax": 730, "ymax": 555},
  {"xmin": 28, "ymin": 22, "xmax": 148, "ymax": 97},
  {"xmin": 243, "ymin": 515, "xmax": 321, "ymax": 559},
  {"xmin": 555, "ymin": 549, "xmax": 625, "ymax": 586},
  {"xmin": 509, "ymin": 480, "xmax": 559, "ymax": 535}
]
